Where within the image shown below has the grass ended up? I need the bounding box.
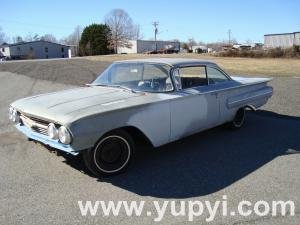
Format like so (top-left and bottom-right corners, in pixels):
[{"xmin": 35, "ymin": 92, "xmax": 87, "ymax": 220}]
[{"xmin": 84, "ymin": 53, "xmax": 300, "ymax": 77}]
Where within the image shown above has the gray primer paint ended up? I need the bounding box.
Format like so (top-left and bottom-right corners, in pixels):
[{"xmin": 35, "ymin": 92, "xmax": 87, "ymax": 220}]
[{"xmin": 11, "ymin": 58, "xmax": 273, "ymax": 152}]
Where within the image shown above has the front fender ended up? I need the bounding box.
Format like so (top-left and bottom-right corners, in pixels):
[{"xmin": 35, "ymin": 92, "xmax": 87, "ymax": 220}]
[{"xmin": 69, "ymin": 102, "xmax": 171, "ymax": 151}]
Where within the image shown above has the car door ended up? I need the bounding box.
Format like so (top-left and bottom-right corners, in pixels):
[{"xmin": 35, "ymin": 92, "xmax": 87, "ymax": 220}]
[
  {"xmin": 206, "ymin": 65, "xmax": 235, "ymax": 123},
  {"xmin": 170, "ymin": 65, "xmax": 220, "ymax": 141}
]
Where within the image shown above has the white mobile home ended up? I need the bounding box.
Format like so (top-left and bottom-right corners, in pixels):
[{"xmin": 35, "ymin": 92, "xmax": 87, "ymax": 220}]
[{"xmin": 0, "ymin": 40, "xmax": 71, "ymax": 60}]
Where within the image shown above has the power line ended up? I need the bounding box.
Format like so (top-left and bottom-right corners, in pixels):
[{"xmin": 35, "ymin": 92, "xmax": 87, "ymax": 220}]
[{"xmin": 0, "ymin": 19, "xmax": 74, "ymax": 30}]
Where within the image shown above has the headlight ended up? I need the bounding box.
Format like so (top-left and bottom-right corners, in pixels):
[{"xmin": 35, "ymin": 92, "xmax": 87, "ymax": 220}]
[
  {"xmin": 9, "ymin": 107, "xmax": 14, "ymax": 120},
  {"xmin": 12, "ymin": 109, "xmax": 20, "ymax": 123},
  {"xmin": 48, "ymin": 123, "xmax": 59, "ymax": 139},
  {"xmin": 58, "ymin": 126, "xmax": 72, "ymax": 144}
]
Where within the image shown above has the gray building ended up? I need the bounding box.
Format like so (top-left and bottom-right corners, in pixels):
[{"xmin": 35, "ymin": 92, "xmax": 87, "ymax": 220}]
[
  {"xmin": 264, "ymin": 32, "xmax": 300, "ymax": 48},
  {"xmin": 0, "ymin": 40, "xmax": 71, "ymax": 60},
  {"xmin": 117, "ymin": 40, "xmax": 180, "ymax": 54}
]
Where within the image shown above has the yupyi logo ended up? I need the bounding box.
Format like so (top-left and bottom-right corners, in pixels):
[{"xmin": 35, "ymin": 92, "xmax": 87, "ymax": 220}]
[{"xmin": 78, "ymin": 195, "xmax": 295, "ymax": 222}]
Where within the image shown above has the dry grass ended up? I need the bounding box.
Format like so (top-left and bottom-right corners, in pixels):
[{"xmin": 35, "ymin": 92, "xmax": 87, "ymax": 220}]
[{"xmin": 84, "ymin": 53, "xmax": 300, "ymax": 77}]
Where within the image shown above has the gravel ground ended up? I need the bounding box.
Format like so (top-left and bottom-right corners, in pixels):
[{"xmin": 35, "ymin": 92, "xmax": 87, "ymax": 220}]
[
  {"xmin": 0, "ymin": 58, "xmax": 109, "ymax": 85},
  {"xmin": 0, "ymin": 59, "xmax": 299, "ymax": 225}
]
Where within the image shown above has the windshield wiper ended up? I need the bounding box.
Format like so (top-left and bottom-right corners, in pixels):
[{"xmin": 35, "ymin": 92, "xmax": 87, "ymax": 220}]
[
  {"xmin": 87, "ymin": 83, "xmax": 137, "ymax": 93},
  {"xmin": 111, "ymin": 85, "xmax": 137, "ymax": 93}
]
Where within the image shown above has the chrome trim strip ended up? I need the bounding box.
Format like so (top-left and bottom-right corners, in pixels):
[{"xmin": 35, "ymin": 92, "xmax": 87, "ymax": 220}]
[
  {"xmin": 227, "ymin": 90, "xmax": 273, "ymax": 108},
  {"xmin": 20, "ymin": 114, "xmax": 48, "ymax": 130}
]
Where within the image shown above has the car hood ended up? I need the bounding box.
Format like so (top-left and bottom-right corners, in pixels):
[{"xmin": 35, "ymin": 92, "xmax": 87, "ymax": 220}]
[{"xmin": 11, "ymin": 86, "xmax": 147, "ymax": 125}]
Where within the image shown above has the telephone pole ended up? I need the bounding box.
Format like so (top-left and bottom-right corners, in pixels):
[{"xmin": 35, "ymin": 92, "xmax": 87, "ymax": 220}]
[
  {"xmin": 152, "ymin": 21, "xmax": 159, "ymax": 52},
  {"xmin": 228, "ymin": 29, "xmax": 231, "ymax": 45}
]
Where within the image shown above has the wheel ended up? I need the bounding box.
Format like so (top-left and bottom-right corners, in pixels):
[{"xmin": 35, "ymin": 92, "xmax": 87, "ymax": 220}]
[
  {"xmin": 83, "ymin": 130, "xmax": 135, "ymax": 177},
  {"xmin": 229, "ymin": 107, "xmax": 246, "ymax": 129}
]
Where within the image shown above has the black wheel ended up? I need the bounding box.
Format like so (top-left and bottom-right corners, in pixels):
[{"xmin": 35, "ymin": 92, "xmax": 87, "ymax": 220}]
[
  {"xmin": 229, "ymin": 107, "xmax": 246, "ymax": 129},
  {"xmin": 83, "ymin": 130, "xmax": 135, "ymax": 177}
]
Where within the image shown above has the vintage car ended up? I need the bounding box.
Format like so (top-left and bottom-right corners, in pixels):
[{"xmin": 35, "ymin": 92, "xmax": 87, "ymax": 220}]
[{"xmin": 9, "ymin": 58, "xmax": 273, "ymax": 176}]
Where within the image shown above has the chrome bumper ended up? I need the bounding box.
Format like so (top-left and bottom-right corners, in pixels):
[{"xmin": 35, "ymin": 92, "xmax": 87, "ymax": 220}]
[{"xmin": 15, "ymin": 124, "xmax": 79, "ymax": 155}]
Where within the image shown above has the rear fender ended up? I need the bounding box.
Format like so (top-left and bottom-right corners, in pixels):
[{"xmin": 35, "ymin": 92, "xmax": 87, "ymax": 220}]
[{"xmin": 227, "ymin": 86, "xmax": 273, "ymax": 109}]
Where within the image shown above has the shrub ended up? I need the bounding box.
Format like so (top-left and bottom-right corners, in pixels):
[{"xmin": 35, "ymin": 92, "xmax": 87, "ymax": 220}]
[{"xmin": 215, "ymin": 47, "xmax": 300, "ymax": 58}]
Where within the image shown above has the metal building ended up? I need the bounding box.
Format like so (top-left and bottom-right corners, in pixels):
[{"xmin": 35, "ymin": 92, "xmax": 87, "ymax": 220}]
[
  {"xmin": 264, "ymin": 32, "xmax": 300, "ymax": 48},
  {"xmin": 0, "ymin": 40, "xmax": 71, "ymax": 60},
  {"xmin": 117, "ymin": 40, "xmax": 180, "ymax": 54}
]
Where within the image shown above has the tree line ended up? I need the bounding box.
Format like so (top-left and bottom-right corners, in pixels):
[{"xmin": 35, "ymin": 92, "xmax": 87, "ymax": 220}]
[
  {"xmin": 0, "ymin": 9, "xmax": 142, "ymax": 56},
  {"xmin": 0, "ymin": 8, "xmax": 241, "ymax": 56}
]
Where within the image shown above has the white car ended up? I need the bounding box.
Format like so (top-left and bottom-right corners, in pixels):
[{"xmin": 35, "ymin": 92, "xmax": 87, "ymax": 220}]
[{"xmin": 9, "ymin": 58, "xmax": 273, "ymax": 176}]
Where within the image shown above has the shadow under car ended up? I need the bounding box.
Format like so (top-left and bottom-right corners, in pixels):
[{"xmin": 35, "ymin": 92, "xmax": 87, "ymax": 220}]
[{"xmin": 61, "ymin": 110, "xmax": 300, "ymax": 198}]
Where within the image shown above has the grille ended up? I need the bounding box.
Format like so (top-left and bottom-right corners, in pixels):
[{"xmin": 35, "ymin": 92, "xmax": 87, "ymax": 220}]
[
  {"xmin": 31, "ymin": 126, "xmax": 49, "ymax": 135},
  {"xmin": 28, "ymin": 116, "xmax": 49, "ymax": 126},
  {"xmin": 20, "ymin": 114, "xmax": 50, "ymax": 136}
]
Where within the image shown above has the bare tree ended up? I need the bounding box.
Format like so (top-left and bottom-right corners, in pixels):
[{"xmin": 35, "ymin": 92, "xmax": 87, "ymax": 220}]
[
  {"xmin": 40, "ymin": 34, "xmax": 57, "ymax": 43},
  {"xmin": 197, "ymin": 41, "xmax": 206, "ymax": 45},
  {"xmin": 131, "ymin": 24, "xmax": 143, "ymax": 40},
  {"xmin": 181, "ymin": 42, "xmax": 189, "ymax": 51},
  {"xmin": 245, "ymin": 39, "xmax": 252, "ymax": 44},
  {"xmin": 188, "ymin": 38, "xmax": 197, "ymax": 50},
  {"xmin": 61, "ymin": 26, "xmax": 82, "ymax": 46},
  {"xmin": 24, "ymin": 33, "xmax": 40, "ymax": 42},
  {"xmin": 0, "ymin": 27, "xmax": 9, "ymax": 44},
  {"xmin": 60, "ymin": 26, "xmax": 83, "ymax": 56},
  {"xmin": 0, "ymin": 27, "xmax": 5, "ymax": 43},
  {"xmin": 105, "ymin": 9, "xmax": 136, "ymax": 53},
  {"xmin": 12, "ymin": 36, "xmax": 23, "ymax": 43}
]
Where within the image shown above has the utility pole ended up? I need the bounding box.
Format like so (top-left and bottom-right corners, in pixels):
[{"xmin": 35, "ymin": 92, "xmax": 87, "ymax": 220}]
[
  {"xmin": 152, "ymin": 21, "xmax": 159, "ymax": 52},
  {"xmin": 228, "ymin": 29, "xmax": 231, "ymax": 45}
]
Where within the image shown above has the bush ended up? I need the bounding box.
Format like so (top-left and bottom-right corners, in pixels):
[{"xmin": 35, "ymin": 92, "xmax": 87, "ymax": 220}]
[
  {"xmin": 216, "ymin": 47, "xmax": 300, "ymax": 58},
  {"xmin": 266, "ymin": 47, "xmax": 284, "ymax": 58}
]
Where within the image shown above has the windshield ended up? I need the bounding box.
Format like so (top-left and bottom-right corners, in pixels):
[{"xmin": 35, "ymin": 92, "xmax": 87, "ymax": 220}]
[{"xmin": 92, "ymin": 62, "xmax": 173, "ymax": 92}]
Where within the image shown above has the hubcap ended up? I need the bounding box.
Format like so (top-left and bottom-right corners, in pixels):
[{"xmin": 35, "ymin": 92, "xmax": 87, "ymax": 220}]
[{"xmin": 94, "ymin": 135, "xmax": 131, "ymax": 173}]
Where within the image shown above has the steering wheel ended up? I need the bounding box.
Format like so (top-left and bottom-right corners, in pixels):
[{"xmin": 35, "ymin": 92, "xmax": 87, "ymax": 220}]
[{"xmin": 150, "ymin": 76, "xmax": 161, "ymax": 90}]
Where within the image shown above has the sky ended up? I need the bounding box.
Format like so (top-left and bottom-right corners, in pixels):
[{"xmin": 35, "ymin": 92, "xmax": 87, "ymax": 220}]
[{"xmin": 1, "ymin": 0, "xmax": 299, "ymax": 43}]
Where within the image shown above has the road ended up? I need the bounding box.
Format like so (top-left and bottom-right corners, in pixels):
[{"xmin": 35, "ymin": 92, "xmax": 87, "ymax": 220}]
[{"xmin": 0, "ymin": 69, "xmax": 299, "ymax": 225}]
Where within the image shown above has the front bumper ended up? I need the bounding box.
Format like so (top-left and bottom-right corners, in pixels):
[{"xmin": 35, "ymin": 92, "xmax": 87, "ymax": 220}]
[{"xmin": 15, "ymin": 124, "xmax": 79, "ymax": 155}]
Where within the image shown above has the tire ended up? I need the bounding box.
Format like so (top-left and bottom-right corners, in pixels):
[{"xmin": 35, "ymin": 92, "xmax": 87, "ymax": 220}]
[
  {"xmin": 229, "ymin": 107, "xmax": 246, "ymax": 129},
  {"xmin": 83, "ymin": 130, "xmax": 135, "ymax": 177}
]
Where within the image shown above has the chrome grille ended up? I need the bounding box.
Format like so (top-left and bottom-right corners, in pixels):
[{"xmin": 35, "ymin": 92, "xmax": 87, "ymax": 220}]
[
  {"xmin": 20, "ymin": 114, "xmax": 50, "ymax": 136},
  {"xmin": 28, "ymin": 116, "xmax": 49, "ymax": 126},
  {"xmin": 32, "ymin": 126, "xmax": 48, "ymax": 135}
]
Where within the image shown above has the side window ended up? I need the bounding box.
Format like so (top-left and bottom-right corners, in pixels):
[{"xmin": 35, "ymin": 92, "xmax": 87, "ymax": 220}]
[
  {"xmin": 178, "ymin": 66, "xmax": 207, "ymax": 89},
  {"xmin": 207, "ymin": 67, "xmax": 229, "ymax": 84}
]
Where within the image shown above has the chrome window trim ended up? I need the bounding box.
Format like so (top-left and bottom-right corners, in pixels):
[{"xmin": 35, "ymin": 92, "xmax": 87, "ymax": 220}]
[
  {"xmin": 170, "ymin": 64, "xmax": 234, "ymax": 91},
  {"xmin": 171, "ymin": 64, "xmax": 209, "ymax": 91}
]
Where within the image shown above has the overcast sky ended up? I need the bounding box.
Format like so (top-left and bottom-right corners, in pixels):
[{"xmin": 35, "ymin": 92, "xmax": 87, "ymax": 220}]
[{"xmin": 1, "ymin": 0, "xmax": 299, "ymax": 43}]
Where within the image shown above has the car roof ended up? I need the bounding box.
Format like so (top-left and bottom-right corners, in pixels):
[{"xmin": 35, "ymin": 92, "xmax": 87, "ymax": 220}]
[{"xmin": 115, "ymin": 58, "xmax": 217, "ymax": 67}]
